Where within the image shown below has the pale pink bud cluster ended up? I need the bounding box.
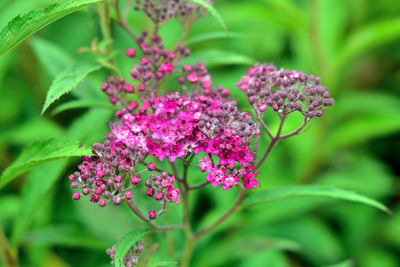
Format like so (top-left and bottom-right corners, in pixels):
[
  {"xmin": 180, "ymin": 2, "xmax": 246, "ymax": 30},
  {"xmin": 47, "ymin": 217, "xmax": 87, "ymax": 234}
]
[{"xmin": 237, "ymin": 64, "xmax": 334, "ymax": 118}]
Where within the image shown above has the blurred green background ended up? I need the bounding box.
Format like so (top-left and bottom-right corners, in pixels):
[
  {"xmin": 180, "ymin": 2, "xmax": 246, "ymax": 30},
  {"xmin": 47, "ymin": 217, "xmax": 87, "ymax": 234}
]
[{"xmin": 1, "ymin": 0, "xmax": 400, "ymax": 266}]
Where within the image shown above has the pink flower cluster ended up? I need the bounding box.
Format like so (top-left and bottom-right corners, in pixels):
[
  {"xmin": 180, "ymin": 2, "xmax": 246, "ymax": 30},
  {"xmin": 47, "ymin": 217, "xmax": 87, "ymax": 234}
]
[
  {"xmin": 69, "ymin": 31, "xmax": 263, "ymax": 219},
  {"xmin": 111, "ymin": 86, "xmax": 260, "ymax": 190}
]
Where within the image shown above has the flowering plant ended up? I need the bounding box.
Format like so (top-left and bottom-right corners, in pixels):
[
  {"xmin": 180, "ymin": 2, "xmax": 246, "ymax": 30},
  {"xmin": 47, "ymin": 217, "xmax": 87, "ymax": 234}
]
[
  {"xmin": 67, "ymin": 1, "xmax": 337, "ymax": 265},
  {"xmin": 0, "ymin": 1, "xmax": 391, "ymax": 267}
]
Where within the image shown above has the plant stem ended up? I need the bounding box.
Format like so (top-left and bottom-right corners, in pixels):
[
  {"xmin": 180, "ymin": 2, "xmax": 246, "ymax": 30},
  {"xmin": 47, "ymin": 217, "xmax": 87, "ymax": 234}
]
[
  {"xmin": 97, "ymin": 2, "xmax": 121, "ymax": 77},
  {"xmin": 279, "ymin": 118, "xmax": 309, "ymax": 139},
  {"xmin": 256, "ymin": 115, "xmax": 273, "ymax": 140},
  {"xmin": 180, "ymin": 235, "xmax": 195, "ymax": 267},
  {"xmin": 180, "ymin": 161, "xmax": 196, "ymax": 267},
  {"xmin": 0, "ymin": 223, "xmax": 18, "ymax": 267},
  {"xmin": 165, "ymin": 213, "xmax": 176, "ymax": 258},
  {"xmin": 255, "ymin": 115, "xmax": 286, "ymax": 170},
  {"xmin": 194, "ymin": 188, "xmax": 246, "ymax": 240},
  {"xmin": 188, "ymin": 181, "xmax": 209, "ymax": 190},
  {"xmin": 114, "ymin": 1, "xmax": 138, "ymax": 42}
]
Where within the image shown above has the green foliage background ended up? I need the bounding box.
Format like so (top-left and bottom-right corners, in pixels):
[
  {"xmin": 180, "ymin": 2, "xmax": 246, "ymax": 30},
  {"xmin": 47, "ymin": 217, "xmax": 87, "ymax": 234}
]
[{"xmin": 0, "ymin": 0, "xmax": 400, "ymax": 266}]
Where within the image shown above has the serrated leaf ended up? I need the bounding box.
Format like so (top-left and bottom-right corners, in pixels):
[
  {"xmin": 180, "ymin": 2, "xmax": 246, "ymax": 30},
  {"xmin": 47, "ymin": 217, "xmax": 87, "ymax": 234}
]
[
  {"xmin": 187, "ymin": 0, "xmax": 227, "ymax": 31},
  {"xmin": 242, "ymin": 185, "xmax": 391, "ymax": 214},
  {"xmin": 41, "ymin": 62, "xmax": 101, "ymax": 115},
  {"xmin": 0, "ymin": 0, "xmax": 102, "ymax": 56},
  {"xmin": 184, "ymin": 31, "xmax": 240, "ymax": 46},
  {"xmin": 0, "ymin": 137, "xmax": 92, "ymax": 189},
  {"xmin": 115, "ymin": 229, "xmax": 151, "ymax": 267}
]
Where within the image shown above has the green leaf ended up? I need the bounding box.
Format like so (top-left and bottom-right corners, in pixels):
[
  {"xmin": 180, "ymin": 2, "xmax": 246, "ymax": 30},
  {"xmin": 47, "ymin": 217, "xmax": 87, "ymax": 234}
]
[
  {"xmin": 0, "ymin": 0, "xmax": 102, "ymax": 56},
  {"xmin": 195, "ymin": 236, "xmax": 300, "ymax": 267},
  {"xmin": 30, "ymin": 37, "xmax": 74, "ymax": 77},
  {"xmin": 335, "ymin": 17, "xmax": 400, "ymax": 69},
  {"xmin": 11, "ymin": 109, "xmax": 112, "ymax": 246},
  {"xmin": 41, "ymin": 62, "xmax": 101, "ymax": 115},
  {"xmin": 328, "ymin": 92, "xmax": 400, "ymax": 148},
  {"xmin": 186, "ymin": 0, "xmax": 227, "ymax": 31},
  {"xmin": 51, "ymin": 99, "xmax": 116, "ymax": 115},
  {"xmin": 261, "ymin": 0, "xmax": 308, "ymax": 33},
  {"xmin": 0, "ymin": 118, "xmax": 63, "ymax": 145},
  {"xmin": 0, "ymin": 137, "xmax": 92, "ymax": 189},
  {"xmin": 11, "ymin": 159, "xmax": 69, "ymax": 246},
  {"xmin": 242, "ymin": 185, "xmax": 391, "ymax": 214},
  {"xmin": 23, "ymin": 225, "xmax": 107, "ymax": 249},
  {"xmin": 184, "ymin": 31, "xmax": 240, "ymax": 46},
  {"xmin": 0, "ymin": 195, "xmax": 20, "ymax": 222},
  {"xmin": 254, "ymin": 217, "xmax": 344, "ymax": 264},
  {"xmin": 114, "ymin": 229, "xmax": 151, "ymax": 267},
  {"xmin": 325, "ymin": 259, "xmax": 354, "ymax": 267}
]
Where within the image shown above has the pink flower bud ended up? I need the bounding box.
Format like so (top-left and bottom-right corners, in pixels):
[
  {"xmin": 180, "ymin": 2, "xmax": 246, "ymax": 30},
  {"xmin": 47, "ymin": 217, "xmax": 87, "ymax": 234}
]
[
  {"xmin": 82, "ymin": 188, "xmax": 90, "ymax": 195},
  {"xmin": 125, "ymin": 192, "xmax": 133, "ymax": 200},
  {"xmin": 95, "ymin": 187, "xmax": 102, "ymax": 195},
  {"xmin": 146, "ymin": 188, "xmax": 155, "ymax": 197},
  {"xmin": 126, "ymin": 48, "xmax": 135, "ymax": 57},
  {"xmin": 131, "ymin": 176, "xmax": 141, "ymax": 185},
  {"xmin": 99, "ymin": 199, "xmax": 107, "ymax": 207},
  {"xmin": 155, "ymin": 193, "xmax": 163, "ymax": 200},
  {"xmin": 257, "ymin": 103, "xmax": 267, "ymax": 112},
  {"xmin": 141, "ymin": 58, "xmax": 149, "ymax": 65},
  {"xmin": 96, "ymin": 170, "xmax": 104, "ymax": 178},
  {"xmin": 148, "ymin": 210, "xmax": 157, "ymax": 220},
  {"xmin": 72, "ymin": 192, "xmax": 81, "ymax": 200},
  {"xmin": 114, "ymin": 176, "xmax": 122, "ymax": 183},
  {"xmin": 147, "ymin": 162, "xmax": 155, "ymax": 171}
]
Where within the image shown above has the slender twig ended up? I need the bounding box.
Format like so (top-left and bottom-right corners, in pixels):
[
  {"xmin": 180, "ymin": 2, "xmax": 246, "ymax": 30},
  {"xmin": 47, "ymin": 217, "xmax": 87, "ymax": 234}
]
[
  {"xmin": 254, "ymin": 115, "xmax": 286, "ymax": 170},
  {"xmin": 114, "ymin": 1, "xmax": 138, "ymax": 42},
  {"xmin": 180, "ymin": 160, "xmax": 196, "ymax": 267},
  {"xmin": 97, "ymin": 3, "xmax": 121, "ymax": 77},
  {"xmin": 173, "ymin": 18, "xmax": 196, "ymax": 51},
  {"xmin": 279, "ymin": 118, "xmax": 309, "ymax": 139},
  {"xmin": 124, "ymin": 199, "xmax": 183, "ymax": 231},
  {"xmin": 194, "ymin": 187, "xmax": 246, "ymax": 240},
  {"xmin": 188, "ymin": 181, "xmax": 209, "ymax": 190},
  {"xmin": 256, "ymin": 116, "xmax": 273, "ymax": 140},
  {"xmin": 164, "ymin": 213, "xmax": 176, "ymax": 258},
  {"xmin": 168, "ymin": 161, "xmax": 182, "ymax": 181},
  {"xmin": 139, "ymin": 162, "xmax": 175, "ymax": 178}
]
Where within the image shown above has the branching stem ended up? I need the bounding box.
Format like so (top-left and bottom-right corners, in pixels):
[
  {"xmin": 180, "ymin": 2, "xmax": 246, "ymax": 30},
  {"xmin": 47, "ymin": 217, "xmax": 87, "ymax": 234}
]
[{"xmin": 194, "ymin": 187, "xmax": 246, "ymax": 240}]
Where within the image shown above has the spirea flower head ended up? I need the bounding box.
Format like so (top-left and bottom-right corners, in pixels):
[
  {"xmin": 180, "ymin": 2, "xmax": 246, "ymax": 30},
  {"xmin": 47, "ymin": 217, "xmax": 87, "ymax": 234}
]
[
  {"xmin": 237, "ymin": 64, "xmax": 334, "ymax": 119},
  {"xmin": 110, "ymin": 83, "xmax": 260, "ymax": 189},
  {"xmin": 107, "ymin": 239, "xmax": 144, "ymax": 266}
]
